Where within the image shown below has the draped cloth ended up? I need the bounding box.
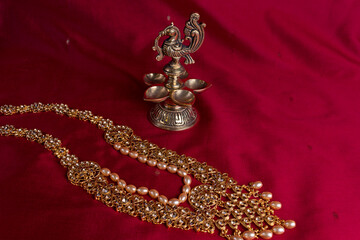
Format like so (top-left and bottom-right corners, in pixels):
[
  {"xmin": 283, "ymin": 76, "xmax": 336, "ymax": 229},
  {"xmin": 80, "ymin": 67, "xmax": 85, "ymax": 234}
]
[{"xmin": 0, "ymin": 1, "xmax": 359, "ymax": 239}]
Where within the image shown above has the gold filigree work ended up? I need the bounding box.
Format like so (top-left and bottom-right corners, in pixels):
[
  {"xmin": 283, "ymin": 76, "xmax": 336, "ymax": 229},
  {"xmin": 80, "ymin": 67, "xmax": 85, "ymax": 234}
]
[
  {"xmin": 189, "ymin": 185, "xmax": 219, "ymax": 210},
  {"xmin": 0, "ymin": 103, "xmax": 296, "ymax": 240}
]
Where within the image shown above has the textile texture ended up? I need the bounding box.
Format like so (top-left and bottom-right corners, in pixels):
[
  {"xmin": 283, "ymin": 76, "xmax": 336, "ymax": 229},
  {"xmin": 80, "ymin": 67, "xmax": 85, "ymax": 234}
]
[{"xmin": 0, "ymin": 0, "xmax": 359, "ymax": 239}]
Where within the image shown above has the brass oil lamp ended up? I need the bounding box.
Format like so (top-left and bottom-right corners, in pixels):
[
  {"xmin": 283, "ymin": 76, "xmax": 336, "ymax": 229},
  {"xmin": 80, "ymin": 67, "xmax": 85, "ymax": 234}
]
[{"xmin": 144, "ymin": 13, "xmax": 211, "ymax": 131}]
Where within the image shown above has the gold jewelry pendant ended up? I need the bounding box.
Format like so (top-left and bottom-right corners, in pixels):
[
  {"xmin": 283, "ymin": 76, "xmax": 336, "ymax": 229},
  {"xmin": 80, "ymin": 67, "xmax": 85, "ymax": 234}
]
[
  {"xmin": 102, "ymin": 126, "xmax": 296, "ymax": 239},
  {"xmin": 0, "ymin": 103, "xmax": 296, "ymax": 240}
]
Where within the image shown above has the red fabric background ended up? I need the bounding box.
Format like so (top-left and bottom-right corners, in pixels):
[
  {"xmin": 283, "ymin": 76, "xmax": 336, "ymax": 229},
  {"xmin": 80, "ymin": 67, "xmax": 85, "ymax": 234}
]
[{"xmin": 0, "ymin": 0, "xmax": 359, "ymax": 239}]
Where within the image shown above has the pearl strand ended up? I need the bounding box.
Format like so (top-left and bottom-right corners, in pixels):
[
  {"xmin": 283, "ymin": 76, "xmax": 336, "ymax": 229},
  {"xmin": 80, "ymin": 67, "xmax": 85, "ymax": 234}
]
[{"xmin": 100, "ymin": 142, "xmax": 192, "ymax": 206}]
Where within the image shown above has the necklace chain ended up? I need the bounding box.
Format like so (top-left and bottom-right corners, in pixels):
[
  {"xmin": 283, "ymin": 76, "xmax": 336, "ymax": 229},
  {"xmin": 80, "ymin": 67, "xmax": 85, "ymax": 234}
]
[{"xmin": 0, "ymin": 103, "xmax": 295, "ymax": 240}]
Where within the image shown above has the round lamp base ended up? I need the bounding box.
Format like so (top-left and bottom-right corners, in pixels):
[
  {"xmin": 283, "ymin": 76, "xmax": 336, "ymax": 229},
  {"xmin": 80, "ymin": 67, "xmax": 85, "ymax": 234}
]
[{"xmin": 149, "ymin": 104, "xmax": 198, "ymax": 131}]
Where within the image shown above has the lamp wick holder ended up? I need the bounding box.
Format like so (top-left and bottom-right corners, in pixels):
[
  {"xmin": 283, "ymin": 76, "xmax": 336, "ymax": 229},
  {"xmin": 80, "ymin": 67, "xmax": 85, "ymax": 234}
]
[{"xmin": 144, "ymin": 13, "xmax": 211, "ymax": 131}]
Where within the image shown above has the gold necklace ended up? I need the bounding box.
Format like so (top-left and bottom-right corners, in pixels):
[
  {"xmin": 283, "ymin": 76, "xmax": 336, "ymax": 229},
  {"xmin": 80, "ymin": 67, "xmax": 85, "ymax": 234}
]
[{"xmin": 0, "ymin": 103, "xmax": 296, "ymax": 240}]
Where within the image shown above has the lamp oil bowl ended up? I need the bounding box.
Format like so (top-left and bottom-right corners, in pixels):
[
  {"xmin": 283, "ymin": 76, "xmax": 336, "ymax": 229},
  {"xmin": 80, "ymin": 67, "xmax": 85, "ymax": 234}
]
[{"xmin": 144, "ymin": 13, "xmax": 211, "ymax": 131}]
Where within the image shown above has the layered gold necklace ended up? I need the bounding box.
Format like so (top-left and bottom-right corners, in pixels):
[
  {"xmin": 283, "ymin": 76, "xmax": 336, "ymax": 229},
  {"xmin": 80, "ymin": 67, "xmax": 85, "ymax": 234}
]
[{"xmin": 0, "ymin": 103, "xmax": 295, "ymax": 240}]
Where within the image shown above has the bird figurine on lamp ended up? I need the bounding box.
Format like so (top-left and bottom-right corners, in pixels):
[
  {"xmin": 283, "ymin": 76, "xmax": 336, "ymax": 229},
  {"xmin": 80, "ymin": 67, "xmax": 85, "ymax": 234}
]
[{"xmin": 144, "ymin": 13, "xmax": 211, "ymax": 131}]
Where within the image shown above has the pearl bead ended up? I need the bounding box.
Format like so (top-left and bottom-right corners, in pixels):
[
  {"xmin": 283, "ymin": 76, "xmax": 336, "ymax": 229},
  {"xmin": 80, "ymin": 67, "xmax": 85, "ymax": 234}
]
[
  {"xmin": 118, "ymin": 179, "xmax": 126, "ymax": 188},
  {"xmin": 177, "ymin": 169, "xmax": 187, "ymax": 177},
  {"xmin": 179, "ymin": 193, "xmax": 187, "ymax": 203},
  {"xmin": 137, "ymin": 186, "xmax": 148, "ymax": 195},
  {"xmin": 129, "ymin": 151, "xmax": 138, "ymax": 159},
  {"xmin": 147, "ymin": 159, "xmax": 157, "ymax": 167},
  {"xmin": 182, "ymin": 185, "xmax": 191, "ymax": 194},
  {"xmin": 120, "ymin": 147, "xmax": 130, "ymax": 155},
  {"xmin": 167, "ymin": 165, "xmax": 177, "ymax": 173},
  {"xmin": 259, "ymin": 230, "xmax": 273, "ymax": 239},
  {"xmin": 230, "ymin": 236, "xmax": 244, "ymax": 240},
  {"xmin": 149, "ymin": 189, "xmax": 159, "ymax": 199},
  {"xmin": 113, "ymin": 143, "xmax": 121, "ymax": 150},
  {"xmin": 270, "ymin": 201, "xmax": 282, "ymax": 210},
  {"xmin": 251, "ymin": 181, "xmax": 263, "ymax": 189},
  {"xmin": 158, "ymin": 195, "xmax": 168, "ymax": 204},
  {"xmin": 272, "ymin": 225, "xmax": 285, "ymax": 235},
  {"xmin": 284, "ymin": 220, "xmax": 296, "ymax": 229},
  {"xmin": 157, "ymin": 162, "xmax": 167, "ymax": 170},
  {"xmin": 168, "ymin": 198, "xmax": 180, "ymax": 206},
  {"xmin": 125, "ymin": 184, "xmax": 137, "ymax": 194},
  {"xmin": 110, "ymin": 173, "xmax": 119, "ymax": 182},
  {"xmin": 242, "ymin": 230, "xmax": 255, "ymax": 240},
  {"xmin": 183, "ymin": 175, "xmax": 192, "ymax": 185},
  {"xmin": 261, "ymin": 192, "xmax": 273, "ymax": 200},
  {"xmin": 100, "ymin": 168, "xmax": 111, "ymax": 176},
  {"xmin": 137, "ymin": 155, "xmax": 147, "ymax": 163}
]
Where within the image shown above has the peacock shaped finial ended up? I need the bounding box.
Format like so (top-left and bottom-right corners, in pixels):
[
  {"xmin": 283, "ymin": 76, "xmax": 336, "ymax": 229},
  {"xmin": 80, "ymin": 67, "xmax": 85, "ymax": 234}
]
[{"xmin": 153, "ymin": 13, "xmax": 206, "ymax": 65}]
